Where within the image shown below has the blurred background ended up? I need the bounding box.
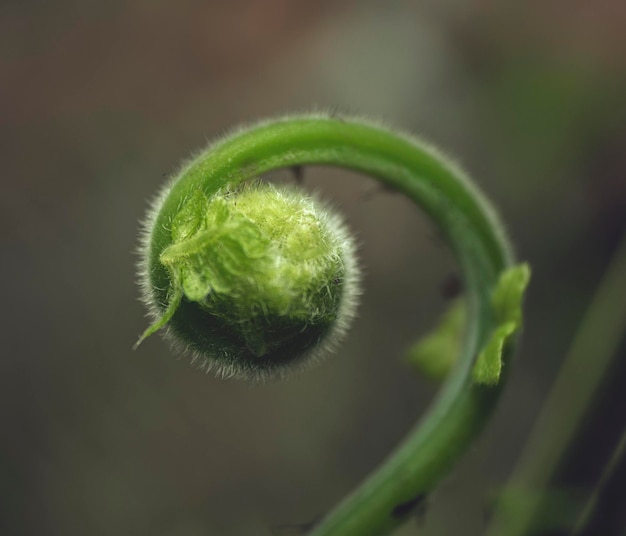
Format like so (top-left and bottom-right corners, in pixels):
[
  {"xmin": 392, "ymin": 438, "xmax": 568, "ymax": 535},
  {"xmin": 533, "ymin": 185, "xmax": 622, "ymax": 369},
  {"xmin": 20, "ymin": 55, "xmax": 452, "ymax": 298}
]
[{"xmin": 2, "ymin": 1, "xmax": 625, "ymax": 535}]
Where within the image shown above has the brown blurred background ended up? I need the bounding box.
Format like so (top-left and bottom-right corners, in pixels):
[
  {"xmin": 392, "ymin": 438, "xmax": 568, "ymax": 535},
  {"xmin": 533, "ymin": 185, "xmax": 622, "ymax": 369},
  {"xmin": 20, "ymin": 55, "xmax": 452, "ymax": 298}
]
[{"xmin": 1, "ymin": 1, "xmax": 625, "ymax": 535}]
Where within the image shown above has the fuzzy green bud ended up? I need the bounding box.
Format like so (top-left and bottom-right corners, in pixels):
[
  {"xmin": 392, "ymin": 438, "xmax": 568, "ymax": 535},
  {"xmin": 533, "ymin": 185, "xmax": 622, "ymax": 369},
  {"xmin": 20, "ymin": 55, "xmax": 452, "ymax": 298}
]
[{"xmin": 137, "ymin": 181, "xmax": 360, "ymax": 380}]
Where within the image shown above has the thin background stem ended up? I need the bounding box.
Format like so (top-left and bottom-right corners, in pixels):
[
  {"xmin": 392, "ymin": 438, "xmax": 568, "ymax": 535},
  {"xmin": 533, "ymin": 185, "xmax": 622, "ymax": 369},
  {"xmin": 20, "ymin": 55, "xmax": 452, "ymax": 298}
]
[{"xmin": 485, "ymin": 235, "xmax": 626, "ymax": 536}]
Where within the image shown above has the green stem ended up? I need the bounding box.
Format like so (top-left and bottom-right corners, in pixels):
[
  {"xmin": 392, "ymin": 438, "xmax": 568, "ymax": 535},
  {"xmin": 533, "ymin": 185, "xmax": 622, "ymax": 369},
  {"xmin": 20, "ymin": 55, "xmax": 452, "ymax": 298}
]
[
  {"xmin": 145, "ymin": 114, "xmax": 517, "ymax": 535},
  {"xmin": 572, "ymin": 429, "xmax": 626, "ymax": 535}
]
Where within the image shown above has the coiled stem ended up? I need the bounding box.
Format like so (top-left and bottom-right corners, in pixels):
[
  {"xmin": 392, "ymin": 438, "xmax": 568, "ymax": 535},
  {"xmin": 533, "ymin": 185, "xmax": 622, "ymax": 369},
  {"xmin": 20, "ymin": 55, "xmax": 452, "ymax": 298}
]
[{"xmin": 136, "ymin": 113, "xmax": 529, "ymax": 535}]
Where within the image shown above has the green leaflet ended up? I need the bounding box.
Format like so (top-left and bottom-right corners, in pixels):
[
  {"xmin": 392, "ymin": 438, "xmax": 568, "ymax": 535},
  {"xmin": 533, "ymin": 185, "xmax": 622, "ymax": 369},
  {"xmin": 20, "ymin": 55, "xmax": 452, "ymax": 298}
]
[
  {"xmin": 133, "ymin": 284, "xmax": 182, "ymax": 349},
  {"xmin": 134, "ymin": 192, "xmax": 209, "ymax": 347},
  {"xmin": 473, "ymin": 263, "xmax": 531, "ymax": 385},
  {"xmin": 472, "ymin": 322, "xmax": 517, "ymax": 385},
  {"xmin": 491, "ymin": 262, "xmax": 531, "ymax": 328},
  {"xmin": 406, "ymin": 299, "xmax": 465, "ymax": 382},
  {"xmin": 170, "ymin": 188, "xmax": 209, "ymax": 243},
  {"xmin": 407, "ymin": 264, "xmax": 530, "ymax": 385},
  {"xmin": 161, "ymin": 194, "xmax": 271, "ymax": 300}
]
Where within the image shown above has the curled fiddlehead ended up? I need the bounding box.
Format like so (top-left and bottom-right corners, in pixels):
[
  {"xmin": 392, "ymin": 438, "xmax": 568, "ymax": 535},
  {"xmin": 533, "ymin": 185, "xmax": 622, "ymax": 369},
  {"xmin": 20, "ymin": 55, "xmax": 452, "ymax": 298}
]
[
  {"xmin": 136, "ymin": 177, "xmax": 360, "ymax": 380},
  {"xmin": 136, "ymin": 113, "xmax": 530, "ymax": 535}
]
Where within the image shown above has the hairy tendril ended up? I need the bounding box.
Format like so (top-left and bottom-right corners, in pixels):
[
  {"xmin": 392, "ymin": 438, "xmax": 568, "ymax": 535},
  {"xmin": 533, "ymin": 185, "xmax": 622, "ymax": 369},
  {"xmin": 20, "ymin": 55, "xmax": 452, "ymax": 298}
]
[{"xmin": 136, "ymin": 113, "xmax": 530, "ymax": 536}]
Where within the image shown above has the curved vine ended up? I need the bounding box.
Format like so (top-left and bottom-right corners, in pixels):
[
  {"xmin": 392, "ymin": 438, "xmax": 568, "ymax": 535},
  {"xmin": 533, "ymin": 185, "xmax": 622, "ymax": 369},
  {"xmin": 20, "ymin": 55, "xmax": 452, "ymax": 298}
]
[{"xmin": 135, "ymin": 113, "xmax": 530, "ymax": 536}]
